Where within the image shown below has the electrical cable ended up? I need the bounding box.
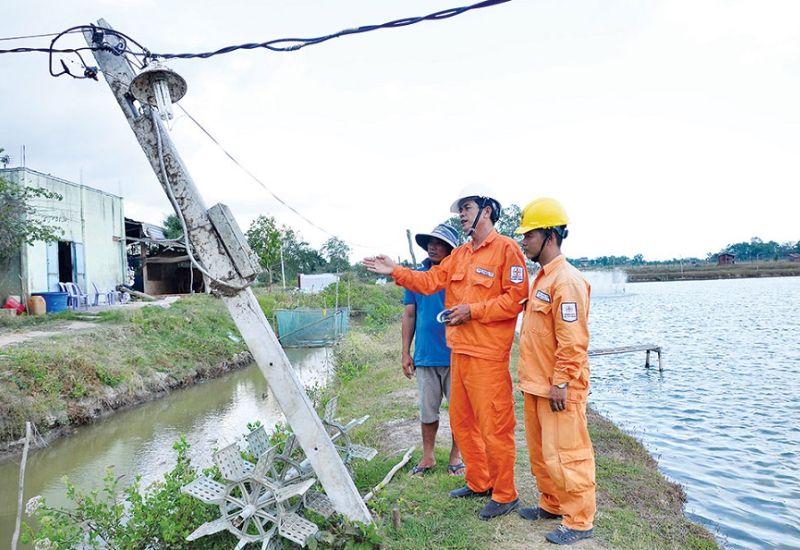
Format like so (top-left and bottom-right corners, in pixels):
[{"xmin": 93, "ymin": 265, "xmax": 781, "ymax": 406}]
[
  {"xmin": 0, "ymin": 30, "xmax": 83, "ymax": 42},
  {"xmin": 1, "ymin": 0, "xmax": 515, "ymax": 255},
  {"xmin": 175, "ymin": 104, "xmax": 378, "ymax": 249},
  {"xmin": 150, "ymin": 107, "xmax": 249, "ymax": 291},
  {"xmin": 150, "ymin": 0, "xmax": 511, "ymax": 59},
  {"xmin": 0, "ymin": 0, "xmax": 512, "ymax": 71}
]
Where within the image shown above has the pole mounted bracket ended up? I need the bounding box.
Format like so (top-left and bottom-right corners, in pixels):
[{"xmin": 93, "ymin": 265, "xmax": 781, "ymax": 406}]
[{"xmin": 207, "ymin": 203, "xmax": 262, "ymax": 282}]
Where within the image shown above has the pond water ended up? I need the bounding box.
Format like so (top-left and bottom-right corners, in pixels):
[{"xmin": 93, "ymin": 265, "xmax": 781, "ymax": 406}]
[
  {"xmin": 587, "ymin": 276, "xmax": 800, "ymax": 550},
  {"xmin": 0, "ymin": 346, "xmax": 334, "ymax": 540}
]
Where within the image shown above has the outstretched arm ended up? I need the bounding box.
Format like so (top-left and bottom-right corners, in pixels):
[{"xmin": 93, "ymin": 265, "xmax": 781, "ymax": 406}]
[{"xmin": 363, "ymin": 254, "xmax": 397, "ymax": 275}]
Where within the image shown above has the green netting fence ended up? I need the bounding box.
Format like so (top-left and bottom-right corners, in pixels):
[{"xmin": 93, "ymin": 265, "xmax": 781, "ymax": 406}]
[{"xmin": 274, "ymin": 307, "xmax": 350, "ymax": 348}]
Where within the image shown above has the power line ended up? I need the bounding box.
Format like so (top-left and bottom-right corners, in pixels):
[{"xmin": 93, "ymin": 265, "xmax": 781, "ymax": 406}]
[
  {"xmin": 1, "ymin": 0, "xmax": 514, "ymax": 251},
  {"xmin": 0, "ymin": 0, "xmax": 512, "ymax": 79},
  {"xmin": 0, "ymin": 30, "xmax": 83, "ymax": 42},
  {"xmin": 151, "ymin": 0, "xmax": 511, "ymax": 59},
  {"xmin": 174, "ymin": 104, "xmax": 377, "ymax": 249}
]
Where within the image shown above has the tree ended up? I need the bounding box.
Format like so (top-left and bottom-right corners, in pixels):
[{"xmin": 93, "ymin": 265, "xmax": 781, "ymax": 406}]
[
  {"xmin": 445, "ymin": 215, "xmax": 467, "ymax": 245},
  {"xmin": 246, "ymin": 215, "xmax": 282, "ymax": 284},
  {"xmin": 495, "ymin": 203, "xmax": 522, "ymax": 239},
  {"xmin": 282, "ymin": 227, "xmax": 326, "ymax": 280},
  {"xmin": 0, "ymin": 147, "xmax": 10, "ymax": 168},
  {"xmin": 161, "ymin": 213, "xmax": 183, "ymax": 240},
  {"xmin": 320, "ymin": 236, "xmax": 351, "ymax": 273},
  {"xmin": 0, "ymin": 175, "xmax": 63, "ymax": 261}
]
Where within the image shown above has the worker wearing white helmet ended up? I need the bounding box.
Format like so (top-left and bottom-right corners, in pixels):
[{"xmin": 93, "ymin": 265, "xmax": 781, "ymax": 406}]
[
  {"xmin": 449, "ymin": 183, "xmax": 503, "ymax": 236},
  {"xmin": 364, "ymin": 185, "xmax": 528, "ymax": 520}
]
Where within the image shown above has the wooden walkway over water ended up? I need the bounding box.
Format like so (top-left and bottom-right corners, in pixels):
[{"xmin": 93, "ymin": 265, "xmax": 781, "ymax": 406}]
[{"xmin": 589, "ymin": 344, "xmax": 662, "ymax": 371}]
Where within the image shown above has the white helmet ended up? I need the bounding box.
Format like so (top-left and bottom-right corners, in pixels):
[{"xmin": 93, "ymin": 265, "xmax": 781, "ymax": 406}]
[{"xmin": 450, "ymin": 184, "xmax": 502, "ymax": 223}]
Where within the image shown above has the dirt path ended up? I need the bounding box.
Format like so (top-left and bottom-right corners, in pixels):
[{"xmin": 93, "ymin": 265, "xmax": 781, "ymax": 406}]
[
  {"xmin": 0, "ymin": 321, "xmax": 98, "ymax": 349},
  {"xmin": 0, "ymin": 296, "xmax": 181, "ymax": 350}
]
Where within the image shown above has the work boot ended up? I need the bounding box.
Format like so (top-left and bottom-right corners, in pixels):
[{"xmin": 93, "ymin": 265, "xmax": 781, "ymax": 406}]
[
  {"xmin": 545, "ymin": 524, "xmax": 594, "ymax": 545},
  {"xmin": 449, "ymin": 485, "xmax": 492, "ymax": 498},
  {"xmin": 519, "ymin": 506, "xmax": 562, "ymax": 521},
  {"xmin": 479, "ymin": 498, "xmax": 519, "ymax": 520}
]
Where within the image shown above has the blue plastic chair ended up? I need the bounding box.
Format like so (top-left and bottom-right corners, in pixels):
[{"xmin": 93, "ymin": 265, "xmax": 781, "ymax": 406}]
[
  {"xmin": 91, "ymin": 282, "xmax": 115, "ymax": 306},
  {"xmin": 65, "ymin": 282, "xmax": 90, "ymax": 310}
]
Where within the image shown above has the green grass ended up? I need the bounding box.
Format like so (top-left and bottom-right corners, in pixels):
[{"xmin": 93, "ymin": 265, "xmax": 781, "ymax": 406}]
[
  {"xmin": 3, "ymin": 282, "xmax": 719, "ymax": 548},
  {"xmin": 0, "ymin": 308, "xmax": 88, "ymax": 328},
  {"xmin": 355, "ymin": 449, "xmax": 494, "ymax": 550},
  {"xmin": 0, "ymin": 294, "xmax": 247, "ymax": 441},
  {"xmin": 0, "ymin": 280, "xmax": 405, "ymax": 444},
  {"xmin": 331, "ymin": 322, "xmax": 720, "ymax": 549}
]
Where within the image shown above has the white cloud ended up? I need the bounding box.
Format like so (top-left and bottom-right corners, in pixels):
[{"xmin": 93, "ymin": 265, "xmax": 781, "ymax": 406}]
[{"xmin": 2, "ymin": 0, "xmax": 798, "ymax": 262}]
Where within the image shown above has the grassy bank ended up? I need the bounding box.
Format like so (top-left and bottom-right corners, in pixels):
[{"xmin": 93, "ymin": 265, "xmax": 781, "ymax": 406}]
[
  {"xmin": 623, "ymin": 260, "xmax": 800, "ymax": 282},
  {"xmin": 0, "ymin": 295, "xmax": 249, "ymax": 444},
  {"xmin": 0, "ymin": 277, "xmax": 403, "ymax": 447},
  {"xmin": 331, "ymin": 324, "xmax": 718, "ymax": 549}
]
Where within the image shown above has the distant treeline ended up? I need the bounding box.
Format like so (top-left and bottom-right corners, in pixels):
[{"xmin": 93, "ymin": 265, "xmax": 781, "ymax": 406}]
[{"xmin": 569, "ymin": 237, "xmax": 800, "ymax": 267}]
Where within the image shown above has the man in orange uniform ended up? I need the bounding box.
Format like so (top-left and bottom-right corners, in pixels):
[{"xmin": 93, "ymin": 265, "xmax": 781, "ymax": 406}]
[
  {"xmin": 515, "ymin": 197, "xmax": 595, "ymax": 545},
  {"xmin": 364, "ymin": 185, "xmax": 528, "ymax": 520}
]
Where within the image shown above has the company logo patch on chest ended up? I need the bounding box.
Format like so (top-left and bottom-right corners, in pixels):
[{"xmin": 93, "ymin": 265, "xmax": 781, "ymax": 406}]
[
  {"xmin": 561, "ymin": 302, "xmax": 578, "ymax": 322},
  {"xmin": 535, "ymin": 290, "xmax": 551, "ymax": 303},
  {"xmin": 475, "ymin": 267, "xmax": 495, "ymax": 278},
  {"xmin": 509, "ymin": 265, "xmax": 525, "ymax": 283}
]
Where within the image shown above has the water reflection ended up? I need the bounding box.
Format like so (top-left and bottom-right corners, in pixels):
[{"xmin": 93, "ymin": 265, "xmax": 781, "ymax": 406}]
[
  {"xmin": 589, "ymin": 277, "xmax": 800, "ymax": 550},
  {"xmin": 0, "ymin": 347, "xmax": 334, "ymax": 538}
]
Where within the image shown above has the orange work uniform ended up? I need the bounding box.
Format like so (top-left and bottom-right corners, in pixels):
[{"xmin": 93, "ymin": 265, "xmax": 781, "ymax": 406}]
[
  {"xmin": 393, "ymin": 230, "xmax": 528, "ymax": 503},
  {"xmin": 518, "ymin": 254, "xmax": 596, "ymax": 530}
]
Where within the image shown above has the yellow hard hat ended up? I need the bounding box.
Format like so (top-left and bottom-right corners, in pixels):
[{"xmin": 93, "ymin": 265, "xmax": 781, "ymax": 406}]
[{"xmin": 515, "ymin": 198, "xmax": 569, "ymax": 235}]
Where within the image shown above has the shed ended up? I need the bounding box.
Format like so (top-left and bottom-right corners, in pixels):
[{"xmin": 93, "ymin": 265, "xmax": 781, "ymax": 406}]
[
  {"xmin": 125, "ymin": 217, "xmax": 204, "ymax": 295},
  {"xmin": 0, "ymin": 167, "xmax": 126, "ymax": 300},
  {"xmin": 717, "ymin": 253, "xmax": 736, "ymax": 266}
]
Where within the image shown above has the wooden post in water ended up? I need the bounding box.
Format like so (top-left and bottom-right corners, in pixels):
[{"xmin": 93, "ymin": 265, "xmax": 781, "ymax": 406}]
[
  {"xmin": 589, "ymin": 344, "xmax": 663, "ymax": 372},
  {"xmin": 84, "ymin": 21, "xmax": 371, "ymax": 524},
  {"xmin": 11, "ymin": 422, "xmax": 31, "ymax": 550}
]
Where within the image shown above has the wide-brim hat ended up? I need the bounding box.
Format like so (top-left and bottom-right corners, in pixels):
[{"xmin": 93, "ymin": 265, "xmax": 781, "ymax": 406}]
[{"xmin": 415, "ymin": 223, "xmax": 459, "ymax": 250}]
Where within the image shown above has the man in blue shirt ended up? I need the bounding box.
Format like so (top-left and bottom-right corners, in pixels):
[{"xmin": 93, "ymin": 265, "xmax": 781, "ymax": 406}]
[{"xmin": 402, "ymin": 223, "xmax": 464, "ymax": 476}]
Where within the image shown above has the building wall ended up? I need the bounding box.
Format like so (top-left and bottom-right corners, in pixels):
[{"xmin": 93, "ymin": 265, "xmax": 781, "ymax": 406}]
[{"xmin": 1, "ymin": 168, "xmax": 126, "ymax": 294}]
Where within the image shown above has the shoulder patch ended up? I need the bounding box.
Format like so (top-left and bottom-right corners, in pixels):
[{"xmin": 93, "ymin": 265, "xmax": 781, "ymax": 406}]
[
  {"xmin": 509, "ymin": 265, "xmax": 525, "ymax": 284},
  {"xmin": 561, "ymin": 302, "xmax": 578, "ymax": 322},
  {"xmin": 535, "ymin": 290, "xmax": 551, "ymax": 303}
]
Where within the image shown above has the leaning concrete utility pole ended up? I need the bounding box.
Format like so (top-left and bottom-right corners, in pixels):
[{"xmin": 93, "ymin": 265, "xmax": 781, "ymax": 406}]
[{"xmin": 83, "ymin": 21, "xmax": 371, "ymax": 524}]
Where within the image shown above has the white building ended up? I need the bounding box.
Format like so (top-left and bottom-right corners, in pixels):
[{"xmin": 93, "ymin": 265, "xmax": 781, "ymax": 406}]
[
  {"xmin": 298, "ymin": 273, "xmax": 340, "ymax": 294},
  {"xmin": 0, "ymin": 167, "xmax": 126, "ymax": 299}
]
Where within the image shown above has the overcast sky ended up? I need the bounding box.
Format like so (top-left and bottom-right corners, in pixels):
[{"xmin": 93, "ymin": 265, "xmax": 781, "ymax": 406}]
[{"xmin": 2, "ymin": 0, "xmax": 799, "ymax": 262}]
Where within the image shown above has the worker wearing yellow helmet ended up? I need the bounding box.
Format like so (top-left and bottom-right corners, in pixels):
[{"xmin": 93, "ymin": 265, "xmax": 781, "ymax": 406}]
[{"xmin": 515, "ymin": 198, "xmax": 596, "ymax": 545}]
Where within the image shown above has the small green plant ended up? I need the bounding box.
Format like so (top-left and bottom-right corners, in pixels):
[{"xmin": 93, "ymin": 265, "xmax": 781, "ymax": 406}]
[
  {"xmin": 310, "ymin": 515, "xmax": 383, "ymax": 549},
  {"xmin": 23, "ymin": 425, "xmax": 387, "ymax": 549},
  {"xmin": 23, "ymin": 436, "xmax": 231, "ymax": 549}
]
